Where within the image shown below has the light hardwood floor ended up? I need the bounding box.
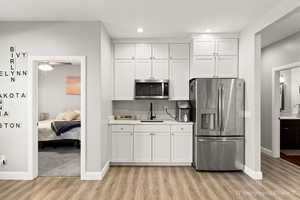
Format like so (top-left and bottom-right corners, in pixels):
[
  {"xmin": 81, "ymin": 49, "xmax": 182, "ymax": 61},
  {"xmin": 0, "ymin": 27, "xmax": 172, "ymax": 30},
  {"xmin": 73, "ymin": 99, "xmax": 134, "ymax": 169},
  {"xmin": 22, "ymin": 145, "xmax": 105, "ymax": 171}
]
[{"xmin": 1, "ymin": 154, "xmax": 300, "ymax": 200}]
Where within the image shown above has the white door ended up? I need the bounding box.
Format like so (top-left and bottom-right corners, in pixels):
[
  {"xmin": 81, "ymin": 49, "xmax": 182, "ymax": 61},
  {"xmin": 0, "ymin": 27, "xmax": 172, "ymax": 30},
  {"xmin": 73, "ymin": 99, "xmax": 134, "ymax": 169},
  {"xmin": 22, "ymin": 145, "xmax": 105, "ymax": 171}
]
[
  {"xmin": 114, "ymin": 44, "xmax": 135, "ymax": 59},
  {"xmin": 152, "ymin": 60, "xmax": 169, "ymax": 79},
  {"xmin": 152, "ymin": 44, "xmax": 169, "ymax": 59},
  {"xmin": 171, "ymin": 133, "xmax": 192, "ymax": 162},
  {"xmin": 170, "ymin": 43, "xmax": 190, "ymax": 59},
  {"xmin": 193, "ymin": 39, "xmax": 215, "ymax": 56},
  {"xmin": 135, "ymin": 60, "xmax": 152, "ymax": 79},
  {"xmin": 112, "ymin": 132, "xmax": 133, "ymax": 162},
  {"xmin": 152, "ymin": 133, "xmax": 171, "ymax": 162},
  {"xmin": 169, "ymin": 60, "xmax": 189, "ymax": 100},
  {"xmin": 216, "ymin": 55, "xmax": 238, "ymax": 77},
  {"xmin": 136, "ymin": 44, "xmax": 152, "ymax": 59},
  {"xmin": 216, "ymin": 39, "xmax": 238, "ymax": 56},
  {"xmin": 191, "ymin": 56, "xmax": 215, "ymax": 78},
  {"xmin": 134, "ymin": 132, "xmax": 152, "ymax": 162},
  {"xmin": 114, "ymin": 60, "xmax": 135, "ymax": 100}
]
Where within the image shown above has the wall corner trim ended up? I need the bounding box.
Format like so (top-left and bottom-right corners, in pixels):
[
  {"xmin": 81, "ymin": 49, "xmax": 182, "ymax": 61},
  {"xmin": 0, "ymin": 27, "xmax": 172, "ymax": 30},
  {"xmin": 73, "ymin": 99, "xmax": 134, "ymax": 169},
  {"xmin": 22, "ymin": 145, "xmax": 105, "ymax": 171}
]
[
  {"xmin": 0, "ymin": 171, "xmax": 33, "ymax": 180},
  {"xmin": 261, "ymin": 147, "xmax": 273, "ymax": 157},
  {"xmin": 84, "ymin": 161, "xmax": 110, "ymax": 180},
  {"xmin": 243, "ymin": 166, "xmax": 263, "ymax": 180}
]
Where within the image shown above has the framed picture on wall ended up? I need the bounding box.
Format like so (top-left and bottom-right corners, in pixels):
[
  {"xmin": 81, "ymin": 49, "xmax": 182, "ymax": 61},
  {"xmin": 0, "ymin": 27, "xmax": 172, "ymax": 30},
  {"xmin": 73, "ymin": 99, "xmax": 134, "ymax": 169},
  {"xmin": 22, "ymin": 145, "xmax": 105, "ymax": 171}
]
[{"xmin": 66, "ymin": 76, "xmax": 80, "ymax": 95}]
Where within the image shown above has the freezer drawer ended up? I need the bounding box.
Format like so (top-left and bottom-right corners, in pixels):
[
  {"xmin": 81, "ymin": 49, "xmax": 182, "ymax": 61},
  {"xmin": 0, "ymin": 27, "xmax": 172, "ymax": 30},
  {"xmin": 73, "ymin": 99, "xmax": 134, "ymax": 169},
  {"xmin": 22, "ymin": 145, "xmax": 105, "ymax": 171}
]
[{"xmin": 194, "ymin": 137, "xmax": 244, "ymax": 171}]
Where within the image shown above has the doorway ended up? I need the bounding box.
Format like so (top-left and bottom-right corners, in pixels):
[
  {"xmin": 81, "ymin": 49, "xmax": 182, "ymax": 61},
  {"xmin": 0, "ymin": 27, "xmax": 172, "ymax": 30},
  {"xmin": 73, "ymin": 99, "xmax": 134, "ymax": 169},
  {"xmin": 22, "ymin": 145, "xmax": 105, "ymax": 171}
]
[{"xmin": 28, "ymin": 56, "xmax": 86, "ymax": 180}]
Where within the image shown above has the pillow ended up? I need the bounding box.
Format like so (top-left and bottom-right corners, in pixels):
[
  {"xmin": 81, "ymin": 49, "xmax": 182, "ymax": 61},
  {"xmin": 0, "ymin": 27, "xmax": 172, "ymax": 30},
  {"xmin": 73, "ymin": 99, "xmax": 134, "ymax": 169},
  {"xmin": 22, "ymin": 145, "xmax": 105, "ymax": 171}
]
[
  {"xmin": 56, "ymin": 112, "xmax": 65, "ymax": 120},
  {"xmin": 74, "ymin": 110, "xmax": 81, "ymax": 120},
  {"xmin": 64, "ymin": 111, "xmax": 79, "ymax": 121}
]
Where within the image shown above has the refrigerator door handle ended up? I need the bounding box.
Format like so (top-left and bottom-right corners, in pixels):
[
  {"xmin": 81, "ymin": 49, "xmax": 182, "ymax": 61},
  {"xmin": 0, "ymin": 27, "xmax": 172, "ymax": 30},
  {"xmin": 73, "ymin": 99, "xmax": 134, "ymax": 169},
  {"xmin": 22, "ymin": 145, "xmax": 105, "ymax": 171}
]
[
  {"xmin": 197, "ymin": 137, "xmax": 244, "ymax": 142},
  {"xmin": 218, "ymin": 86, "xmax": 222, "ymax": 130},
  {"xmin": 220, "ymin": 85, "xmax": 224, "ymax": 131}
]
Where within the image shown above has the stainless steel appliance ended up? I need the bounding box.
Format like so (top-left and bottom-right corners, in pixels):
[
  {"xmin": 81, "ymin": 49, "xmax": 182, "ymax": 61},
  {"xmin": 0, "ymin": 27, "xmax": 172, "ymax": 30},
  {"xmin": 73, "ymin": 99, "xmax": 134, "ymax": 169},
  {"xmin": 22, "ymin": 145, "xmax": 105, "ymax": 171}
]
[
  {"xmin": 176, "ymin": 101, "xmax": 191, "ymax": 122},
  {"xmin": 135, "ymin": 79, "xmax": 169, "ymax": 99},
  {"xmin": 190, "ymin": 78, "xmax": 245, "ymax": 171}
]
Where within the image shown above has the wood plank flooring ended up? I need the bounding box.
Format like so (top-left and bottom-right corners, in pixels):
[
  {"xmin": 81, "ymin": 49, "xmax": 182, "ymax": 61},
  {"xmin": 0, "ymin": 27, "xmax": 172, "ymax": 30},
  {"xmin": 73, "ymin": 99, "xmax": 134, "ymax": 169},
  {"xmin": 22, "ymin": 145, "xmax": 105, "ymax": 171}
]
[{"xmin": 1, "ymin": 154, "xmax": 300, "ymax": 200}]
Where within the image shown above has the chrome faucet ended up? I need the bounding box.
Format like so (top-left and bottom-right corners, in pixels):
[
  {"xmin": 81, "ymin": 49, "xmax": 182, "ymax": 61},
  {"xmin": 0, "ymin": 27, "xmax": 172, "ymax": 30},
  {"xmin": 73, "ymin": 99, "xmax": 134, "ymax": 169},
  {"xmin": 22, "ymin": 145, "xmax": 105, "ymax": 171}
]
[{"xmin": 149, "ymin": 102, "xmax": 156, "ymax": 120}]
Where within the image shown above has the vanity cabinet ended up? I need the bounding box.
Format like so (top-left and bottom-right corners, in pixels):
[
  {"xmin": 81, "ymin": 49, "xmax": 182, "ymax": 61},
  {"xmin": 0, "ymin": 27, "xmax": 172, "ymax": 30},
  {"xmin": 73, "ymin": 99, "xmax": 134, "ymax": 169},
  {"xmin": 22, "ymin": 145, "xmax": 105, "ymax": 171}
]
[
  {"xmin": 110, "ymin": 123, "xmax": 193, "ymax": 165},
  {"xmin": 191, "ymin": 38, "xmax": 238, "ymax": 78},
  {"xmin": 280, "ymin": 120, "xmax": 300, "ymax": 149}
]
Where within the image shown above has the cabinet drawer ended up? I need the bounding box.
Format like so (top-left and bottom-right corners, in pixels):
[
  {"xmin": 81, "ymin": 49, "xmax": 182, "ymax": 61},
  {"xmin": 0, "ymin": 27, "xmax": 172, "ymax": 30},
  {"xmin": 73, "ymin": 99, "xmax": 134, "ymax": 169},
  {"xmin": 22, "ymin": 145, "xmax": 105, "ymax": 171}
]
[
  {"xmin": 111, "ymin": 125, "xmax": 134, "ymax": 132},
  {"xmin": 171, "ymin": 125, "xmax": 192, "ymax": 132},
  {"xmin": 134, "ymin": 125, "xmax": 170, "ymax": 132}
]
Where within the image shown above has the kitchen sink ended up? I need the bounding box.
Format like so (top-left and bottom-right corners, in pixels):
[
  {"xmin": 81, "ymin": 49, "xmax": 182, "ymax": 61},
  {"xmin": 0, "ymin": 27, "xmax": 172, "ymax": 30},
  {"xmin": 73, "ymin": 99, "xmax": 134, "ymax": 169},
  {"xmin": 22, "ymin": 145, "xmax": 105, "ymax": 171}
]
[{"xmin": 140, "ymin": 120, "xmax": 164, "ymax": 123}]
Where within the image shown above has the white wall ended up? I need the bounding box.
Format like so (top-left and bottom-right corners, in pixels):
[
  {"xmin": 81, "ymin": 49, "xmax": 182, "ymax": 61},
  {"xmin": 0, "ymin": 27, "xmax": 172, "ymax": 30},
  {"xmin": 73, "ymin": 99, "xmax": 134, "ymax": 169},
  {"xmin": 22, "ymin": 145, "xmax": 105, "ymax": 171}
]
[
  {"xmin": 291, "ymin": 68, "xmax": 300, "ymax": 113},
  {"xmin": 99, "ymin": 25, "xmax": 113, "ymax": 170},
  {"xmin": 0, "ymin": 22, "xmax": 104, "ymax": 173},
  {"xmin": 38, "ymin": 65, "xmax": 80, "ymax": 119},
  {"xmin": 261, "ymin": 31, "xmax": 300, "ymax": 150}
]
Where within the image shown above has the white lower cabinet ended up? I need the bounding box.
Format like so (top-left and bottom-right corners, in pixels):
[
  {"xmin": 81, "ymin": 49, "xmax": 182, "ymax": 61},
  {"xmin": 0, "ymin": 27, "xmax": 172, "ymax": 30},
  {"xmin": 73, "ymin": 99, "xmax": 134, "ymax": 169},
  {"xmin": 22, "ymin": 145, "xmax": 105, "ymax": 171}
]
[
  {"xmin": 171, "ymin": 132, "xmax": 193, "ymax": 162},
  {"xmin": 152, "ymin": 132, "xmax": 171, "ymax": 162},
  {"xmin": 133, "ymin": 132, "xmax": 152, "ymax": 161},
  {"xmin": 112, "ymin": 132, "xmax": 133, "ymax": 162}
]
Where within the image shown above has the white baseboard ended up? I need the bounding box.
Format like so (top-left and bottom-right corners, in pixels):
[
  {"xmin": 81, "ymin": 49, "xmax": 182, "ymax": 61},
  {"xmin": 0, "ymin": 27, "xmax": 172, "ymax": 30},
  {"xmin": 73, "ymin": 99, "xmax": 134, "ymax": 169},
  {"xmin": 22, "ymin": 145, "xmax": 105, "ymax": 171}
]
[
  {"xmin": 84, "ymin": 161, "xmax": 110, "ymax": 180},
  {"xmin": 110, "ymin": 162, "xmax": 192, "ymax": 166},
  {"xmin": 261, "ymin": 147, "xmax": 273, "ymax": 157},
  {"xmin": 0, "ymin": 171, "xmax": 32, "ymax": 180},
  {"xmin": 243, "ymin": 166, "xmax": 263, "ymax": 180}
]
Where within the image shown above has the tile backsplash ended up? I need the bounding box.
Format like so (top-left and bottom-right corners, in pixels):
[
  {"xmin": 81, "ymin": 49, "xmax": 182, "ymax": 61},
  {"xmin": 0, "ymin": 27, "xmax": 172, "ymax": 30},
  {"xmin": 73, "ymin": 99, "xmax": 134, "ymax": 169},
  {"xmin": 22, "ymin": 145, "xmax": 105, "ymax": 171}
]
[{"xmin": 113, "ymin": 100, "xmax": 176, "ymax": 120}]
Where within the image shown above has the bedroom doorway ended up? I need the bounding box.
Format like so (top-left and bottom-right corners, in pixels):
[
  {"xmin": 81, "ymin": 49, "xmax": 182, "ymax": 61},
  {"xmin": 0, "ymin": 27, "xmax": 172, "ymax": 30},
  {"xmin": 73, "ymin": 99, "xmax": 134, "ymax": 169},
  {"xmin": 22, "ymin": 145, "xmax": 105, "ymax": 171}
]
[{"xmin": 28, "ymin": 56, "xmax": 86, "ymax": 180}]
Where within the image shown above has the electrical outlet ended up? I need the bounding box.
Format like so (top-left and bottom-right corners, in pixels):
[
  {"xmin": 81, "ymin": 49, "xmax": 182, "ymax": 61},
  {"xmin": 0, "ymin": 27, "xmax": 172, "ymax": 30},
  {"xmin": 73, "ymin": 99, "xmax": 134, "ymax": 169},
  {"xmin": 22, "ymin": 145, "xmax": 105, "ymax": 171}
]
[{"xmin": 0, "ymin": 155, "xmax": 7, "ymax": 166}]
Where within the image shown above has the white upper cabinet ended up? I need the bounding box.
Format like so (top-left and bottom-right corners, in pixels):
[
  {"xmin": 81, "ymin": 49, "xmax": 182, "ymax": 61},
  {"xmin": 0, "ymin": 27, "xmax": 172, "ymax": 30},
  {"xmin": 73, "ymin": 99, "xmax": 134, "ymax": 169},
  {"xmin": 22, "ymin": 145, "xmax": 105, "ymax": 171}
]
[
  {"xmin": 216, "ymin": 39, "xmax": 238, "ymax": 56},
  {"xmin": 170, "ymin": 44, "xmax": 190, "ymax": 59},
  {"xmin": 135, "ymin": 44, "xmax": 152, "ymax": 59},
  {"xmin": 135, "ymin": 60, "xmax": 152, "ymax": 79},
  {"xmin": 152, "ymin": 59, "xmax": 169, "ymax": 79},
  {"xmin": 169, "ymin": 60, "xmax": 189, "ymax": 100},
  {"xmin": 115, "ymin": 44, "xmax": 135, "ymax": 59},
  {"xmin": 191, "ymin": 56, "xmax": 215, "ymax": 78},
  {"xmin": 193, "ymin": 39, "xmax": 215, "ymax": 56},
  {"xmin": 216, "ymin": 56, "xmax": 238, "ymax": 77},
  {"xmin": 152, "ymin": 44, "xmax": 169, "ymax": 59},
  {"xmin": 114, "ymin": 60, "xmax": 135, "ymax": 100}
]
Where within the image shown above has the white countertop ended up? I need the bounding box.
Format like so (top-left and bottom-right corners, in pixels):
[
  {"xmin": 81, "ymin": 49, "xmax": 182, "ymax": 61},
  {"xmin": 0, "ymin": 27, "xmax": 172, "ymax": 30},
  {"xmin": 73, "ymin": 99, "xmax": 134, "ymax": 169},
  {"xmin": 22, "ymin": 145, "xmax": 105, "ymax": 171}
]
[
  {"xmin": 280, "ymin": 113, "xmax": 300, "ymax": 120},
  {"xmin": 109, "ymin": 120, "xmax": 194, "ymax": 125}
]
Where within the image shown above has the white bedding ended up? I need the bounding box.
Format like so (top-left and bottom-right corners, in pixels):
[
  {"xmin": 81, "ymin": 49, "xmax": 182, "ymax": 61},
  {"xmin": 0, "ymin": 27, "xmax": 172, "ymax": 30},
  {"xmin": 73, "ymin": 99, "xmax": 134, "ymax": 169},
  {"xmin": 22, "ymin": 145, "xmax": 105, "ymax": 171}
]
[{"xmin": 38, "ymin": 120, "xmax": 80, "ymax": 141}]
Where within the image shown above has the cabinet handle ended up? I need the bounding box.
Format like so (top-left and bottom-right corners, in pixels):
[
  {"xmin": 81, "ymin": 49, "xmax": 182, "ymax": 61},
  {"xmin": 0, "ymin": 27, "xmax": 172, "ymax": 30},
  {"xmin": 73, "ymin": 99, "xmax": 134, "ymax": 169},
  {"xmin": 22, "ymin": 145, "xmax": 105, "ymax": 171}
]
[{"xmin": 283, "ymin": 128, "xmax": 289, "ymax": 130}]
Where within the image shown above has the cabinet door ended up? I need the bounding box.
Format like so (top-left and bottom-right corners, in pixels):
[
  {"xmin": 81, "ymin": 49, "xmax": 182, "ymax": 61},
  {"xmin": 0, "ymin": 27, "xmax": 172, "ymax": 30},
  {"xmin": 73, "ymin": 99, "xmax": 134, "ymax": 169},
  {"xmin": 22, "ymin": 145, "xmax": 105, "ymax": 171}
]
[
  {"xmin": 114, "ymin": 60, "xmax": 135, "ymax": 100},
  {"xmin": 152, "ymin": 133, "xmax": 171, "ymax": 162},
  {"xmin": 152, "ymin": 44, "xmax": 169, "ymax": 59},
  {"xmin": 216, "ymin": 56, "xmax": 238, "ymax": 77},
  {"xmin": 115, "ymin": 44, "xmax": 135, "ymax": 59},
  {"xmin": 191, "ymin": 56, "xmax": 215, "ymax": 78},
  {"xmin": 171, "ymin": 132, "xmax": 192, "ymax": 162},
  {"xmin": 170, "ymin": 43, "xmax": 190, "ymax": 59},
  {"xmin": 152, "ymin": 60, "xmax": 169, "ymax": 79},
  {"xmin": 193, "ymin": 39, "xmax": 215, "ymax": 56},
  {"xmin": 135, "ymin": 60, "xmax": 152, "ymax": 79},
  {"xmin": 134, "ymin": 132, "xmax": 152, "ymax": 161},
  {"xmin": 169, "ymin": 60, "xmax": 189, "ymax": 100},
  {"xmin": 136, "ymin": 44, "xmax": 152, "ymax": 59},
  {"xmin": 112, "ymin": 132, "xmax": 133, "ymax": 162},
  {"xmin": 216, "ymin": 39, "xmax": 238, "ymax": 56}
]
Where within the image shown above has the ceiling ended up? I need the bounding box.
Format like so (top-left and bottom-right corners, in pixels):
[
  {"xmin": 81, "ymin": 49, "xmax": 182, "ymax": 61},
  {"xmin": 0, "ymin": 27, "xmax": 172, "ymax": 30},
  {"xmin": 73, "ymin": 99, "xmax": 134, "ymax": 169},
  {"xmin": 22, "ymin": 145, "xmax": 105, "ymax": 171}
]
[
  {"xmin": 261, "ymin": 7, "xmax": 300, "ymax": 48},
  {"xmin": 0, "ymin": 0, "xmax": 283, "ymax": 38}
]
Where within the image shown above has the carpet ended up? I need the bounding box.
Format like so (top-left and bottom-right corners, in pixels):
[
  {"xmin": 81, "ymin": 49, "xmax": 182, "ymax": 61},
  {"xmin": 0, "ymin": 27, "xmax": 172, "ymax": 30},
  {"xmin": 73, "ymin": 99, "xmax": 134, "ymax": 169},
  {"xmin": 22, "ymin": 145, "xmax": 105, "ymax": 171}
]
[
  {"xmin": 281, "ymin": 149, "xmax": 300, "ymax": 156},
  {"xmin": 38, "ymin": 146, "xmax": 80, "ymax": 177}
]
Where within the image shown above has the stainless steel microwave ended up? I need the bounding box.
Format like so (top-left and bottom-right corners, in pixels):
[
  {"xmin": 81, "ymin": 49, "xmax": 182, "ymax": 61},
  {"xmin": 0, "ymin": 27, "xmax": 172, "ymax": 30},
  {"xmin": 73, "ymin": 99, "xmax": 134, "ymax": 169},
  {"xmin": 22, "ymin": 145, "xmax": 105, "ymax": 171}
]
[{"xmin": 135, "ymin": 79, "xmax": 169, "ymax": 99}]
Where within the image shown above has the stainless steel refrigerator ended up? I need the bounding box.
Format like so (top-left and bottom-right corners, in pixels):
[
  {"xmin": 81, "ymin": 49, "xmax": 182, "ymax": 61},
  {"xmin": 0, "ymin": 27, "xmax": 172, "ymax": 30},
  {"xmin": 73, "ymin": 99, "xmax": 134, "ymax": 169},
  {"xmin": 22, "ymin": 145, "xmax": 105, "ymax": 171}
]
[{"xmin": 190, "ymin": 78, "xmax": 245, "ymax": 171}]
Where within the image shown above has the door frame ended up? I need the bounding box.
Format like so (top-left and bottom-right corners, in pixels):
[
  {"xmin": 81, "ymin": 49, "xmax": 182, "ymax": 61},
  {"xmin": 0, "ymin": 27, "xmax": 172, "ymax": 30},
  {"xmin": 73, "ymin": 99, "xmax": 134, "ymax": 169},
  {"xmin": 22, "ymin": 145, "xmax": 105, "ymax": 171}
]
[
  {"xmin": 28, "ymin": 56, "xmax": 87, "ymax": 180},
  {"xmin": 271, "ymin": 61, "xmax": 300, "ymax": 158}
]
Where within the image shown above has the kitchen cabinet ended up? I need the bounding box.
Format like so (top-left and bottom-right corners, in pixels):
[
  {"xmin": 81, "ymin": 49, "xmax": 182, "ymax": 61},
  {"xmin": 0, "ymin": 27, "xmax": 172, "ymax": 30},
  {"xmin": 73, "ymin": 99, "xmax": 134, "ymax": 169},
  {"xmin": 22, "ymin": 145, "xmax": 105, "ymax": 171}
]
[
  {"xmin": 114, "ymin": 44, "xmax": 135, "ymax": 59},
  {"xmin": 170, "ymin": 44, "xmax": 190, "ymax": 59},
  {"xmin": 152, "ymin": 44, "xmax": 169, "ymax": 59},
  {"xmin": 112, "ymin": 132, "xmax": 133, "ymax": 162},
  {"xmin": 191, "ymin": 38, "xmax": 238, "ymax": 78},
  {"xmin": 114, "ymin": 60, "xmax": 135, "ymax": 100},
  {"xmin": 169, "ymin": 59, "xmax": 189, "ymax": 100},
  {"xmin": 135, "ymin": 60, "xmax": 152, "ymax": 79},
  {"xmin": 134, "ymin": 132, "xmax": 152, "ymax": 161},
  {"xmin": 152, "ymin": 59, "xmax": 169, "ymax": 79},
  {"xmin": 152, "ymin": 132, "xmax": 171, "ymax": 162},
  {"xmin": 136, "ymin": 44, "xmax": 152, "ymax": 59}
]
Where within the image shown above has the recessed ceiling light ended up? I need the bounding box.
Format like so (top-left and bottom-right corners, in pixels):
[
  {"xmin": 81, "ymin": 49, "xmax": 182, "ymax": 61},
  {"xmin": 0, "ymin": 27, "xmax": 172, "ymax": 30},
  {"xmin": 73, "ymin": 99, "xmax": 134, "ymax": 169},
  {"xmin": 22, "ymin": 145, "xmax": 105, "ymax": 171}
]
[
  {"xmin": 205, "ymin": 29, "xmax": 212, "ymax": 33},
  {"xmin": 137, "ymin": 28, "xmax": 144, "ymax": 33},
  {"xmin": 38, "ymin": 63, "xmax": 54, "ymax": 71}
]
